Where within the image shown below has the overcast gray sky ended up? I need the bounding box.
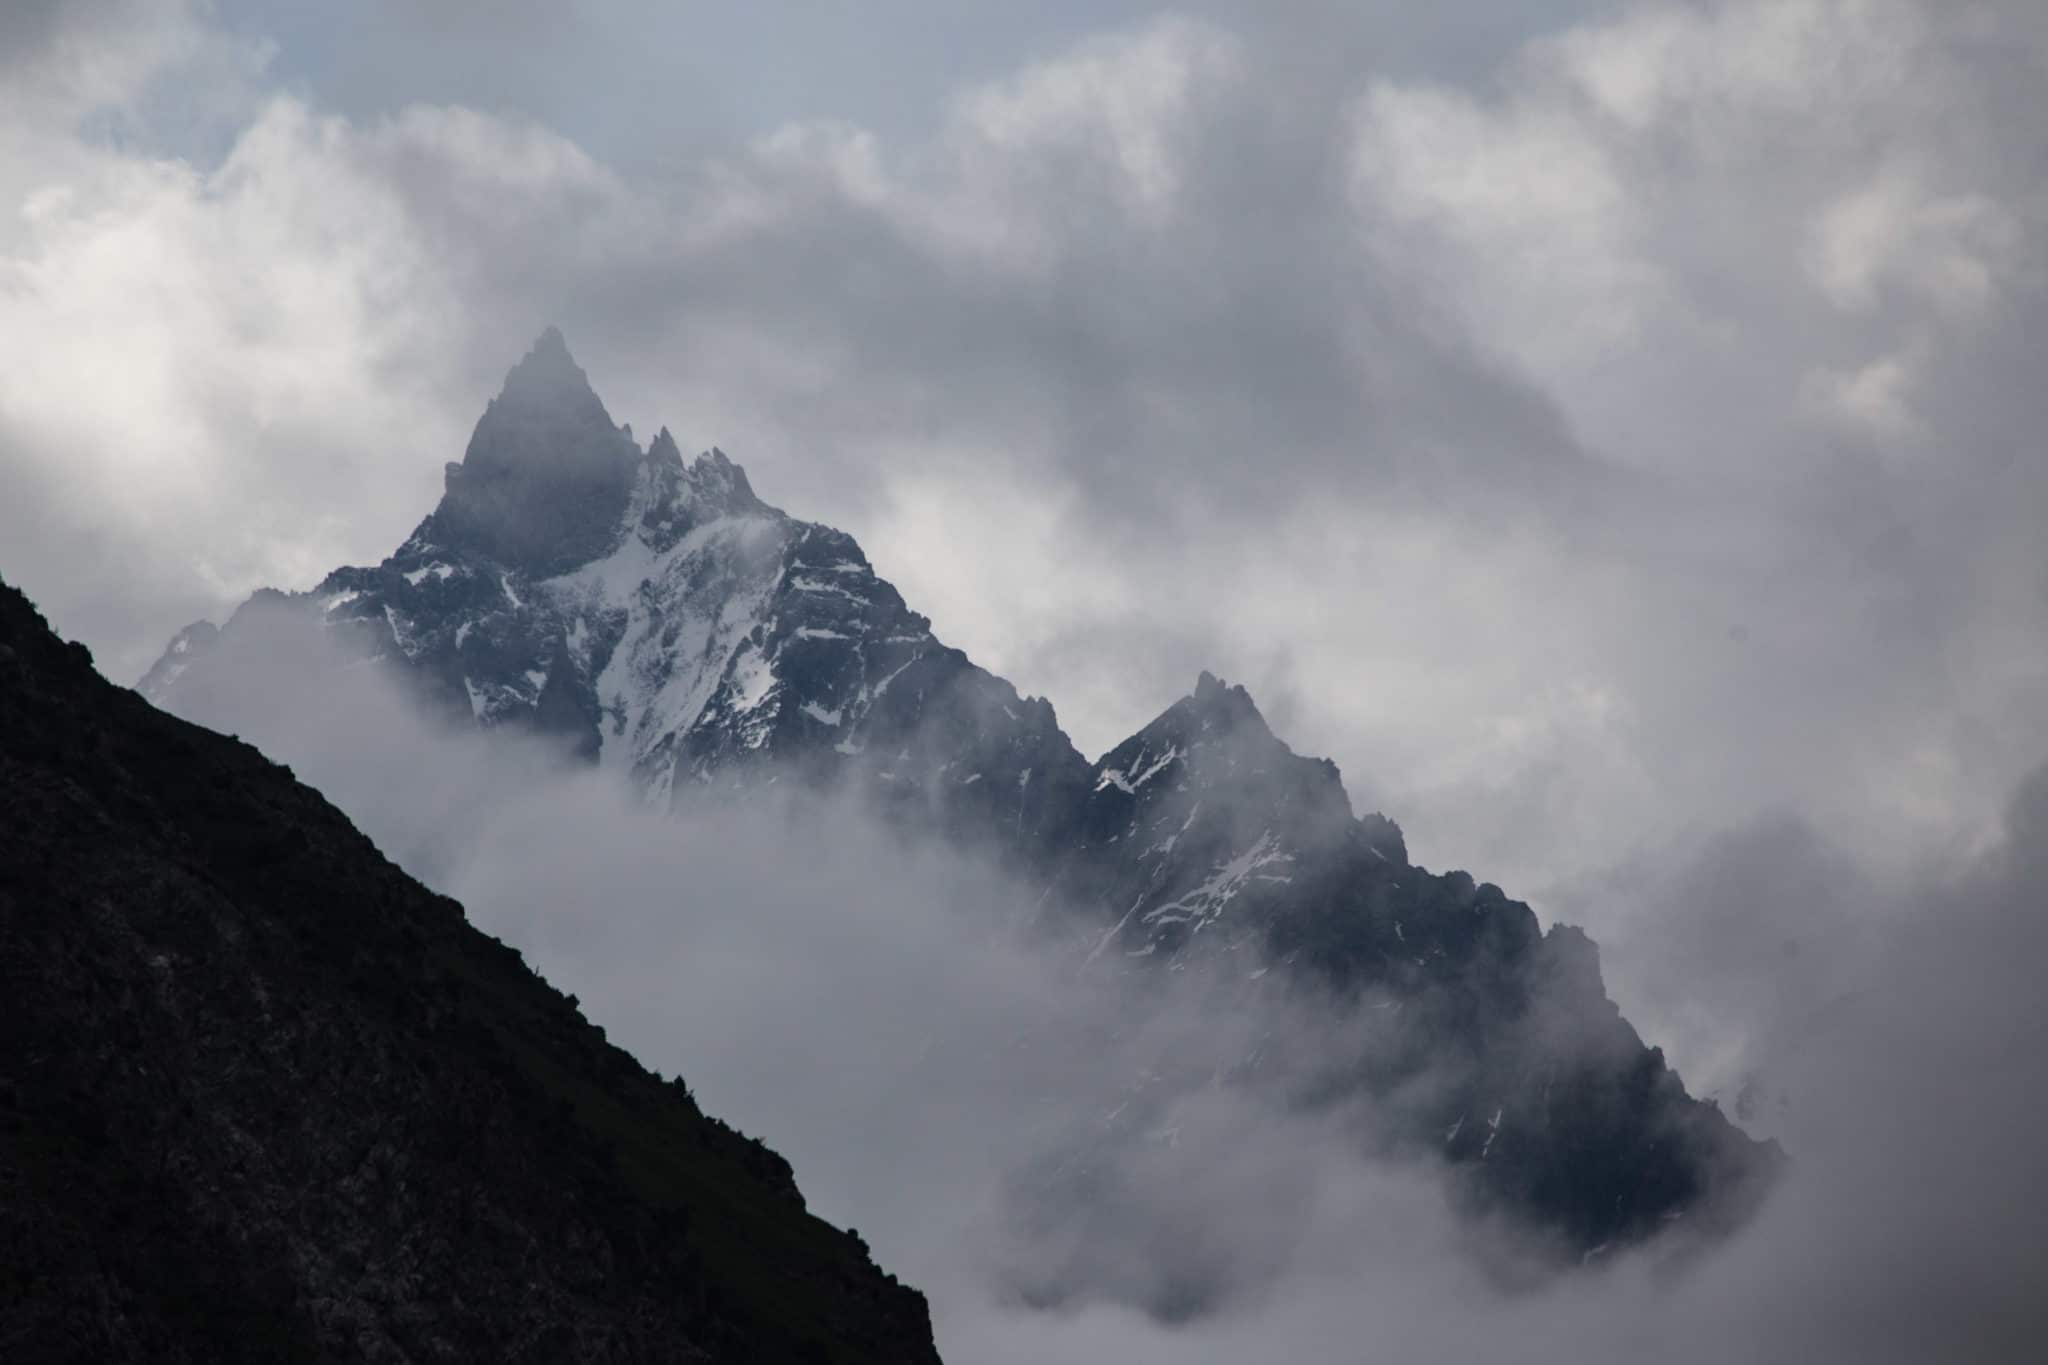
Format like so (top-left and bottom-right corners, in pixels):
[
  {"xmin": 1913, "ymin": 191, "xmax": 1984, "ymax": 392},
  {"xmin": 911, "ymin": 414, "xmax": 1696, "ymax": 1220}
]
[{"xmin": 5, "ymin": 0, "xmax": 2048, "ymax": 1098}]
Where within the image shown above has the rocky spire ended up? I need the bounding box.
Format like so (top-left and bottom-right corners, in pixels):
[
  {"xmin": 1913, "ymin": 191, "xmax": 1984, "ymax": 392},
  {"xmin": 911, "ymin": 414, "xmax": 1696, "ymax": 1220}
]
[
  {"xmin": 493, "ymin": 326, "xmax": 606, "ymax": 421},
  {"xmin": 429, "ymin": 328, "xmax": 641, "ymax": 574},
  {"xmin": 681, "ymin": 447, "xmax": 766, "ymax": 517}
]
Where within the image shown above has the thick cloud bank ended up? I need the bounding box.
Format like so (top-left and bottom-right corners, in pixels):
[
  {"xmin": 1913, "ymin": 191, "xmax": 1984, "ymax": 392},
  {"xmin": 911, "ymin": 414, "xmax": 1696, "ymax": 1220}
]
[
  {"xmin": 160, "ymin": 605, "xmax": 2048, "ymax": 1362},
  {"xmin": 7, "ymin": 1, "xmax": 2048, "ymax": 955}
]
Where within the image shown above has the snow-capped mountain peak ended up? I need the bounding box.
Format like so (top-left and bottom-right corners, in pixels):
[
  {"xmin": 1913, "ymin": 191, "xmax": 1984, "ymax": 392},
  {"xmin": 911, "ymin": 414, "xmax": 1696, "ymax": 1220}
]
[
  {"xmin": 151, "ymin": 331, "xmax": 1089, "ymax": 829},
  {"xmin": 141, "ymin": 331, "xmax": 1778, "ymax": 1259}
]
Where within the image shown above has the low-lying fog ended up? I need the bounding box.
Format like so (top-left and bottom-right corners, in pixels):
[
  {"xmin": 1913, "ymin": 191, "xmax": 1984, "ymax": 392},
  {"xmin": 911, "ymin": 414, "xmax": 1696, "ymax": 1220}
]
[{"xmin": 169, "ymin": 615, "xmax": 2046, "ymax": 1362}]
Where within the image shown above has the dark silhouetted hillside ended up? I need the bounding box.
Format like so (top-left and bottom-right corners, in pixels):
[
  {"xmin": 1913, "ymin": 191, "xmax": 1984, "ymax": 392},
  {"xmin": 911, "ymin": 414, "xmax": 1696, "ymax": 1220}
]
[{"xmin": 0, "ymin": 577, "xmax": 940, "ymax": 1363}]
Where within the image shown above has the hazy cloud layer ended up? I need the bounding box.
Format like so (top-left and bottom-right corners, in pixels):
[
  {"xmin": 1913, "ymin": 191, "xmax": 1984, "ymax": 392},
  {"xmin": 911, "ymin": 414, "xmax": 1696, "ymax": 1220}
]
[
  {"xmin": 5, "ymin": 0, "xmax": 2047, "ymax": 1167},
  {"xmin": 150, "ymin": 598, "xmax": 2048, "ymax": 1363}
]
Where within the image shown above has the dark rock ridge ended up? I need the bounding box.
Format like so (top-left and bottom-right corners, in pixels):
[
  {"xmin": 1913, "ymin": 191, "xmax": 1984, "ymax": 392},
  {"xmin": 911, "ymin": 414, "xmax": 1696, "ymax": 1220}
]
[
  {"xmin": 433, "ymin": 326, "xmax": 643, "ymax": 574},
  {"xmin": 145, "ymin": 330, "xmax": 1779, "ymax": 1263},
  {"xmin": 2, "ymin": 579, "xmax": 939, "ymax": 1363}
]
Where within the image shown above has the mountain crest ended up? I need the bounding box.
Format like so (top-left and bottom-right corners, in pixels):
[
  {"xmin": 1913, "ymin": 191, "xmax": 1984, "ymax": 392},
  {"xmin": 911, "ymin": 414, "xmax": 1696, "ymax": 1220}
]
[
  {"xmin": 431, "ymin": 328, "xmax": 641, "ymax": 573},
  {"xmin": 493, "ymin": 325, "xmax": 606, "ymax": 420},
  {"xmin": 1183, "ymin": 670, "xmax": 1272, "ymax": 736},
  {"xmin": 682, "ymin": 446, "xmax": 766, "ymax": 516},
  {"xmin": 648, "ymin": 425, "xmax": 684, "ymax": 466},
  {"xmin": 630, "ymin": 443, "xmax": 773, "ymax": 556}
]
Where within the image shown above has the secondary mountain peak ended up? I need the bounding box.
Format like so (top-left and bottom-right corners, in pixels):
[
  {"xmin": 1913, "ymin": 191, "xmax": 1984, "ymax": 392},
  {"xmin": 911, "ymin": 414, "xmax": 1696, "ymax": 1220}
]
[
  {"xmin": 682, "ymin": 446, "xmax": 768, "ymax": 517},
  {"xmin": 1184, "ymin": 669, "xmax": 1271, "ymax": 733},
  {"xmin": 1096, "ymin": 671, "xmax": 1306, "ymax": 803},
  {"xmin": 648, "ymin": 424, "xmax": 684, "ymax": 465}
]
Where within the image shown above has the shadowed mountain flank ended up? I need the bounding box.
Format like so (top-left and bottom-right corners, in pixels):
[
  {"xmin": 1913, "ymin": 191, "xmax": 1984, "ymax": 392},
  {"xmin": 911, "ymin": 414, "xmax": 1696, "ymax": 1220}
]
[{"xmin": 1, "ymin": 578, "xmax": 939, "ymax": 1364}]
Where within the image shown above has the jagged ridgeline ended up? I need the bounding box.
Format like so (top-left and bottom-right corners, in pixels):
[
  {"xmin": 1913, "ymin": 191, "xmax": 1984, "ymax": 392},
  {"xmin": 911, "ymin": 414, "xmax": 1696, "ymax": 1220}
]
[
  {"xmin": 0, "ymin": 580, "xmax": 939, "ymax": 1363},
  {"xmin": 147, "ymin": 330, "xmax": 1779, "ymax": 1260}
]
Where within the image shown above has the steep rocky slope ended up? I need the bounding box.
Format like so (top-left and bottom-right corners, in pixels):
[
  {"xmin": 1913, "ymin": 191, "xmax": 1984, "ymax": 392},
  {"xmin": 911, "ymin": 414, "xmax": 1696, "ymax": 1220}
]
[
  {"xmin": 1, "ymin": 578, "xmax": 939, "ymax": 1363},
  {"xmin": 144, "ymin": 330, "xmax": 1778, "ymax": 1261}
]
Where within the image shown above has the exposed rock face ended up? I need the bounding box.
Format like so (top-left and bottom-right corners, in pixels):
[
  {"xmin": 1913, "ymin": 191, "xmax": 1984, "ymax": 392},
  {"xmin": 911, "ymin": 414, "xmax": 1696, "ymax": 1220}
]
[
  {"xmin": 431, "ymin": 327, "xmax": 643, "ymax": 575},
  {"xmin": 1, "ymin": 579, "xmax": 940, "ymax": 1364},
  {"xmin": 143, "ymin": 331, "xmax": 1778, "ymax": 1265}
]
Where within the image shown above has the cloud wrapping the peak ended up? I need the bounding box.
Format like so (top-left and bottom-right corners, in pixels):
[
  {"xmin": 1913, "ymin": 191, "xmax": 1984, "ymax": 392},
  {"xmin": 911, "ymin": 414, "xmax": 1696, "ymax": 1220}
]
[{"xmin": 140, "ymin": 565, "xmax": 2048, "ymax": 1364}]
